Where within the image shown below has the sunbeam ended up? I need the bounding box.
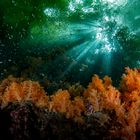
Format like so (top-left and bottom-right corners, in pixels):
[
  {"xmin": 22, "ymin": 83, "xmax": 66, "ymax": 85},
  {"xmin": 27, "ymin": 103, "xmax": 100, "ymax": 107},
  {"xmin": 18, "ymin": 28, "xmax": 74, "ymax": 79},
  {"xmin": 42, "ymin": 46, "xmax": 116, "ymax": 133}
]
[{"xmin": 1, "ymin": 0, "xmax": 139, "ymax": 87}]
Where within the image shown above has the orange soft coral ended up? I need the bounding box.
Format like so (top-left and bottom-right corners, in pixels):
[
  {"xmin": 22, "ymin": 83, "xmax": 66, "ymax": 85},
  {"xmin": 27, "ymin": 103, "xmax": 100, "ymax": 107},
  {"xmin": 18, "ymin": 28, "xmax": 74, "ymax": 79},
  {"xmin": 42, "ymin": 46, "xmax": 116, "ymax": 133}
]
[
  {"xmin": 103, "ymin": 86, "xmax": 121, "ymax": 110},
  {"xmin": 84, "ymin": 74, "xmax": 121, "ymax": 112},
  {"xmin": 83, "ymin": 73, "xmax": 137, "ymax": 139},
  {"xmin": 120, "ymin": 68, "xmax": 140, "ymax": 135},
  {"xmin": 84, "ymin": 75, "xmax": 105, "ymax": 98},
  {"xmin": 49, "ymin": 89, "xmax": 71, "ymax": 113},
  {"xmin": 71, "ymin": 96, "xmax": 85, "ymax": 122},
  {"xmin": 1, "ymin": 68, "xmax": 140, "ymax": 139},
  {"xmin": 0, "ymin": 75, "xmax": 25, "ymax": 96},
  {"xmin": 49, "ymin": 90, "xmax": 85, "ymax": 122},
  {"xmin": 120, "ymin": 67, "xmax": 140, "ymax": 92},
  {"xmin": 1, "ymin": 81, "xmax": 49, "ymax": 108}
]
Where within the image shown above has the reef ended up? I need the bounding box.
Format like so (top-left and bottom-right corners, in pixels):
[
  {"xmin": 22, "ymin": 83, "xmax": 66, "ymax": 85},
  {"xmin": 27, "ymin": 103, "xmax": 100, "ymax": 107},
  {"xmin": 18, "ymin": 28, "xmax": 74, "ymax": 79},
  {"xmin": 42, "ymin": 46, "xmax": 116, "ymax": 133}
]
[{"xmin": 0, "ymin": 68, "xmax": 140, "ymax": 140}]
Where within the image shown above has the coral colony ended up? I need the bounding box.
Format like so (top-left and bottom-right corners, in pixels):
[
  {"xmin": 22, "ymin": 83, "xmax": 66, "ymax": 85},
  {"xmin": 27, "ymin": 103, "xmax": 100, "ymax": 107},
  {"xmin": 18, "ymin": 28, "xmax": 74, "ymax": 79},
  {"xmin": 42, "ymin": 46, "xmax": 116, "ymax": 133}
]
[{"xmin": 0, "ymin": 68, "xmax": 140, "ymax": 140}]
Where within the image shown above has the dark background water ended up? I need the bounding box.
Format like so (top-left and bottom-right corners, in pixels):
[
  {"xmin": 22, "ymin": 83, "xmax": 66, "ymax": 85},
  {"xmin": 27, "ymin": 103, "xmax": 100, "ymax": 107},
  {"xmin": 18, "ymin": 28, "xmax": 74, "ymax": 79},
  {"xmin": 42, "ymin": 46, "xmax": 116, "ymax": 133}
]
[{"xmin": 0, "ymin": 0, "xmax": 140, "ymax": 91}]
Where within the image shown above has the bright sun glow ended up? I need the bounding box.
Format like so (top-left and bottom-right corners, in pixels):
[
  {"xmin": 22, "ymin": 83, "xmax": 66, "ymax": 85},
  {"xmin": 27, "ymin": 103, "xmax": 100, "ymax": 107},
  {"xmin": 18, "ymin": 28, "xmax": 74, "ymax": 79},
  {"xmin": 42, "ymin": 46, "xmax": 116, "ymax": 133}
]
[
  {"xmin": 102, "ymin": 0, "xmax": 127, "ymax": 6},
  {"xmin": 44, "ymin": 8, "xmax": 59, "ymax": 17},
  {"xmin": 105, "ymin": 0, "xmax": 117, "ymax": 2},
  {"xmin": 41, "ymin": 0, "xmax": 129, "ymax": 78}
]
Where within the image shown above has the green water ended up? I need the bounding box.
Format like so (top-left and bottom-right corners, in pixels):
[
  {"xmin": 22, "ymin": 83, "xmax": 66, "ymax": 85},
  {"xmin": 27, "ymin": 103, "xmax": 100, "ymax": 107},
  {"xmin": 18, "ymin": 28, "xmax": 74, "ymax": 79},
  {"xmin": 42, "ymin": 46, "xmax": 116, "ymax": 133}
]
[{"xmin": 0, "ymin": 0, "xmax": 140, "ymax": 89}]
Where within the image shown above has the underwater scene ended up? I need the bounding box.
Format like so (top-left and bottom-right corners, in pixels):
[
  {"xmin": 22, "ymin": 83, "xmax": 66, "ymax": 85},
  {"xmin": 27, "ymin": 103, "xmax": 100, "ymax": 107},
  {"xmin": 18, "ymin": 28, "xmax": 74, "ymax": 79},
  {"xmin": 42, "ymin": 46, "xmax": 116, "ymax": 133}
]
[{"xmin": 0, "ymin": 0, "xmax": 140, "ymax": 139}]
